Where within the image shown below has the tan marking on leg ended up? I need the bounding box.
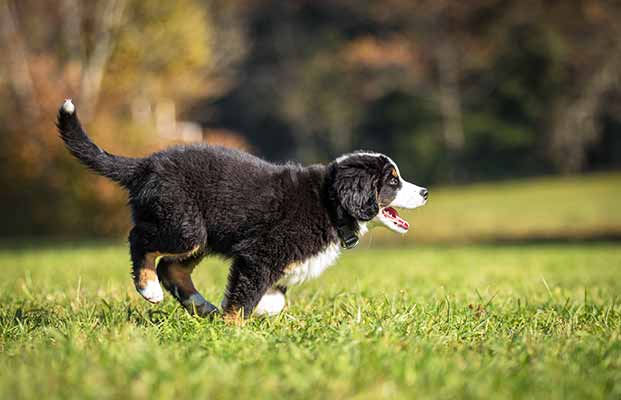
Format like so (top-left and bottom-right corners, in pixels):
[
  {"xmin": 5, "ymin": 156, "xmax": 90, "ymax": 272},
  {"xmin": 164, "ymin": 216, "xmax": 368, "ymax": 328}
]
[
  {"xmin": 159, "ymin": 256, "xmax": 218, "ymax": 317},
  {"xmin": 135, "ymin": 252, "xmax": 159, "ymax": 288},
  {"xmin": 133, "ymin": 246, "xmax": 202, "ymax": 304},
  {"xmin": 135, "ymin": 246, "xmax": 201, "ymax": 284},
  {"xmin": 136, "ymin": 268, "xmax": 158, "ymax": 288},
  {"xmin": 133, "ymin": 252, "xmax": 163, "ymax": 303},
  {"xmin": 223, "ymin": 308, "xmax": 245, "ymax": 326},
  {"xmin": 166, "ymin": 262, "xmax": 198, "ymax": 294},
  {"xmin": 158, "ymin": 245, "xmax": 201, "ymax": 261},
  {"xmin": 134, "ymin": 253, "xmax": 157, "ymax": 278}
]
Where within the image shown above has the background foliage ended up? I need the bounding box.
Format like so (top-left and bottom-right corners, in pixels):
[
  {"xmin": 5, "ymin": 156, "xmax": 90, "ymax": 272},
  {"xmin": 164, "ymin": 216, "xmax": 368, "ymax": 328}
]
[
  {"xmin": 1, "ymin": 4, "xmax": 620, "ymax": 399},
  {"xmin": 0, "ymin": 0, "xmax": 620, "ymax": 237}
]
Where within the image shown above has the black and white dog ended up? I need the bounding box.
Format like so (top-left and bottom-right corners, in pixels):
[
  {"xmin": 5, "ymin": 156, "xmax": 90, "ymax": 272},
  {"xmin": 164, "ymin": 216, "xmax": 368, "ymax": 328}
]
[{"xmin": 57, "ymin": 99, "xmax": 428, "ymax": 318}]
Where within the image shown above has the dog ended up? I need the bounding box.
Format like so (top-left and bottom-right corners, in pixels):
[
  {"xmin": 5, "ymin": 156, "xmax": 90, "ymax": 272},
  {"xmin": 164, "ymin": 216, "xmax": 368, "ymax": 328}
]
[{"xmin": 57, "ymin": 99, "xmax": 428, "ymax": 318}]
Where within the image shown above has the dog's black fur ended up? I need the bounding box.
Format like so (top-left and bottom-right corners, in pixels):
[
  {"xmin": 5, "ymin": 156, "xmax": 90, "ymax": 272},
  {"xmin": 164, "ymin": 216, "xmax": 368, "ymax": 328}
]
[{"xmin": 57, "ymin": 101, "xmax": 402, "ymax": 318}]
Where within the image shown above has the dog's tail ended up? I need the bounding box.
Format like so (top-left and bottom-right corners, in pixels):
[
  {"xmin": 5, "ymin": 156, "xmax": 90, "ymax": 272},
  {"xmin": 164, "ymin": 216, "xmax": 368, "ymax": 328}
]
[{"xmin": 56, "ymin": 99, "xmax": 141, "ymax": 188}]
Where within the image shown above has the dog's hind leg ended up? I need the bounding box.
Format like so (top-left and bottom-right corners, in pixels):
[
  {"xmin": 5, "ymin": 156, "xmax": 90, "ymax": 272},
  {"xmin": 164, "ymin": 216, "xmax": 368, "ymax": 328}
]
[
  {"xmin": 129, "ymin": 221, "xmax": 208, "ymax": 305},
  {"xmin": 158, "ymin": 253, "xmax": 218, "ymax": 317},
  {"xmin": 129, "ymin": 226, "xmax": 164, "ymax": 304},
  {"xmin": 129, "ymin": 224, "xmax": 182, "ymax": 304},
  {"xmin": 131, "ymin": 252, "xmax": 164, "ymax": 303}
]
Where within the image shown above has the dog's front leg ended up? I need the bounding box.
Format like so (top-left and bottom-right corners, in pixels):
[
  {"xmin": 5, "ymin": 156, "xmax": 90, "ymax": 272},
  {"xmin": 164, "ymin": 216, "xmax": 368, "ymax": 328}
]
[
  {"xmin": 221, "ymin": 258, "xmax": 280, "ymax": 321},
  {"xmin": 255, "ymin": 285, "xmax": 287, "ymax": 316}
]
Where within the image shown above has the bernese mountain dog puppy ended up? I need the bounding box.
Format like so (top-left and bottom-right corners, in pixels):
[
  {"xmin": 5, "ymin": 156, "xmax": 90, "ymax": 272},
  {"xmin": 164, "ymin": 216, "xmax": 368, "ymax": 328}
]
[{"xmin": 57, "ymin": 99, "xmax": 428, "ymax": 319}]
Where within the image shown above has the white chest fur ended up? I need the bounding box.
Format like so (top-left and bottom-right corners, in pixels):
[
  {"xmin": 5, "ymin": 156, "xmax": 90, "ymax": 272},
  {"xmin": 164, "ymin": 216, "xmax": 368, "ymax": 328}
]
[
  {"xmin": 279, "ymin": 243, "xmax": 341, "ymax": 286},
  {"xmin": 278, "ymin": 223, "xmax": 368, "ymax": 286}
]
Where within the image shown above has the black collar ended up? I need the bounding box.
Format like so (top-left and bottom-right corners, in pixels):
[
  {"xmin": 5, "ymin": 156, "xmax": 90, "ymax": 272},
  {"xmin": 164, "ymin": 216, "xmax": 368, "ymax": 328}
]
[
  {"xmin": 336, "ymin": 222, "xmax": 360, "ymax": 249},
  {"xmin": 330, "ymin": 198, "xmax": 360, "ymax": 249},
  {"xmin": 324, "ymin": 163, "xmax": 360, "ymax": 250}
]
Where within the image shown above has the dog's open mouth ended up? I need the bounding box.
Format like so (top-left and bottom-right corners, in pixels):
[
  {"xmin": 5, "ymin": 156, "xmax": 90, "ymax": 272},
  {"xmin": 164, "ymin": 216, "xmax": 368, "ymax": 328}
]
[{"xmin": 381, "ymin": 207, "xmax": 409, "ymax": 231}]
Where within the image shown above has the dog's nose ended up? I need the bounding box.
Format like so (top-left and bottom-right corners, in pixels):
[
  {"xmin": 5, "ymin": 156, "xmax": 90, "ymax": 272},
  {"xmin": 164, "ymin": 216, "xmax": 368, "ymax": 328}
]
[{"xmin": 420, "ymin": 188, "xmax": 429, "ymax": 200}]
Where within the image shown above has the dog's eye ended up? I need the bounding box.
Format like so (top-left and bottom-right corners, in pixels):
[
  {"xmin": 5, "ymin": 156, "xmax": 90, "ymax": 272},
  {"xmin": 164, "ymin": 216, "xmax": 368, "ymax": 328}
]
[{"xmin": 389, "ymin": 177, "xmax": 399, "ymax": 186}]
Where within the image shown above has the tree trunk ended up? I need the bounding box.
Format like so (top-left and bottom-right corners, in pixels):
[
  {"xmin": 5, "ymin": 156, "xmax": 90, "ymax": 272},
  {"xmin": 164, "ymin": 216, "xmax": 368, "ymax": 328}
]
[
  {"xmin": 548, "ymin": 53, "xmax": 620, "ymax": 173},
  {"xmin": 79, "ymin": 0, "xmax": 127, "ymax": 121},
  {"xmin": 435, "ymin": 39, "xmax": 465, "ymax": 181},
  {"xmin": 436, "ymin": 42, "xmax": 465, "ymax": 152},
  {"xmin": 0, "ymin": 1, "xmax": 40, "ymax": 120}
]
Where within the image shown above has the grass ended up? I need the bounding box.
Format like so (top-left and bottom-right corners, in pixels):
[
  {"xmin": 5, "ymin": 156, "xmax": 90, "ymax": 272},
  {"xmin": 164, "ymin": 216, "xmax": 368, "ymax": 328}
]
[
  {"xmin": 385, "ymin": 172, "xmax": 621, "ymax": 243},
  {"xmin": 1, "ymin": 242, "xmax": 620, "ymax": 399}
]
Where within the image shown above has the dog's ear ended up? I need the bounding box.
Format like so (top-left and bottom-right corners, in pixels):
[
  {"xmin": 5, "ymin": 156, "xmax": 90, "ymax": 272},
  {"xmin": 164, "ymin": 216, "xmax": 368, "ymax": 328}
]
[{"xmin": 334, "ymin": 164, "xmax": 379, "ymax": 221}]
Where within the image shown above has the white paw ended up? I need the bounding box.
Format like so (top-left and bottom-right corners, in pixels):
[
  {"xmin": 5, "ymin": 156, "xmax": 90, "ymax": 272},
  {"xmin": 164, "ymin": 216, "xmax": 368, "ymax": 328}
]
[
  {"xmin": 138, "ymin": 280, "xmax": 164, "ymax": 304},
  {"xmin": 62, "ymin": 99, "xmax": 75, "ymax": 114},
  {"xmin": 255, "ymin": 290, "xmax": 285, "ymax": 316}
]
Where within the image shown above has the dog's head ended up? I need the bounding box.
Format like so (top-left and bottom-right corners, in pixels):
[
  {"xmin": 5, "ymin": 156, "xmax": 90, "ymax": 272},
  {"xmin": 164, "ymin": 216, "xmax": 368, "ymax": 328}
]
[{"xmin": 332, "ymin": 151, "xmax": 428, "ymax": 234}]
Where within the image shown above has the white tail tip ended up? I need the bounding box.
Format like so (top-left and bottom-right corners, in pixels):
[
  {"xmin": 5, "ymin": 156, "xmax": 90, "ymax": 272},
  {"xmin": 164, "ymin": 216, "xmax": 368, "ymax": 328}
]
[{"xmin": 62, "ymin": 99, "xmax": 75, "ymax": 114}]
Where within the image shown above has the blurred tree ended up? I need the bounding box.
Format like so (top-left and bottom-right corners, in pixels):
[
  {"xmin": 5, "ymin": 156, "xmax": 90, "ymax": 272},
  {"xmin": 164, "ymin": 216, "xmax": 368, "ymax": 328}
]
[
  {"xmin": 1, "ymin": 0, "xmax": 620, "ymax": 238},
  {"xmin": 544, "ymin": 0, "xmax": 621, "ymax": 173},
  {"xmin": 0, "ymin": 0, "xmax": 243, "ymax": 236}
]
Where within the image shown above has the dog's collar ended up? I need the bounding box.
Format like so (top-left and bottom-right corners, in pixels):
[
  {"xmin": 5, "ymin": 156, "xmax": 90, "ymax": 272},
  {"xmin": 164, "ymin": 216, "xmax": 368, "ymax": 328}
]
[
  {"xmin": 325, "ymin": 162, "xmax": 360, "ymax": 250},
  {"xmin": 336, "ymin": 223, "xmax": 359, "ymax": 249},
  {"xmin": 333, "ymin": 206, "xmax": 360, "ymax": 249}
]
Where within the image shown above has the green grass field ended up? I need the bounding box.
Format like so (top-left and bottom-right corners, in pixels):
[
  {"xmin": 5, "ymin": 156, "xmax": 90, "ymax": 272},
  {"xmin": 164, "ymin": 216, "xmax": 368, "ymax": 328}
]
[{"xmin": 1, "ymin": 242, "xmax": 620, "ymax": 399}]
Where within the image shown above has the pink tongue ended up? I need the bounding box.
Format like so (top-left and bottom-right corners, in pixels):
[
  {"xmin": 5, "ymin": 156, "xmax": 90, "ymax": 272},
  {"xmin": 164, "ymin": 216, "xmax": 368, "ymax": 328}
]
[
  {"xmin": 385, "ymin": 207, "xmax": 409, "ymax": 230},
  {"xmin": 395, "ymin": 215, "xmax": 409, "ymax": 229}
]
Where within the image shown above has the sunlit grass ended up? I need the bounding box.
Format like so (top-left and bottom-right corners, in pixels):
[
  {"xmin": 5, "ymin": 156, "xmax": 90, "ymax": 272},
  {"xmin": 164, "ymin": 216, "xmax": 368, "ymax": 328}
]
[
  {"xmin": 384, "ymin": 172, "xmax": 621, "ymax": 243},
  {"xmin": 1, "ymin": 242, "xmax": 620, "ymax": 399}
]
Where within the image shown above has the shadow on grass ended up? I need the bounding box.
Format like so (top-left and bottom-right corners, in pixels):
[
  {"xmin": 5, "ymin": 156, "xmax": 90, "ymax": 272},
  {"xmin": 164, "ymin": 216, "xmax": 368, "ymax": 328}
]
[
  {"xmin": 1, "ymin": 303, "xmax": 179, "ymax": 330},
  {"xmin": 479, "ymin": 230, "xmax": 621, "ymax": 245},
  {"xmin": 361, "ymin": 228, "xmax": 621, "ymax": 248}
]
